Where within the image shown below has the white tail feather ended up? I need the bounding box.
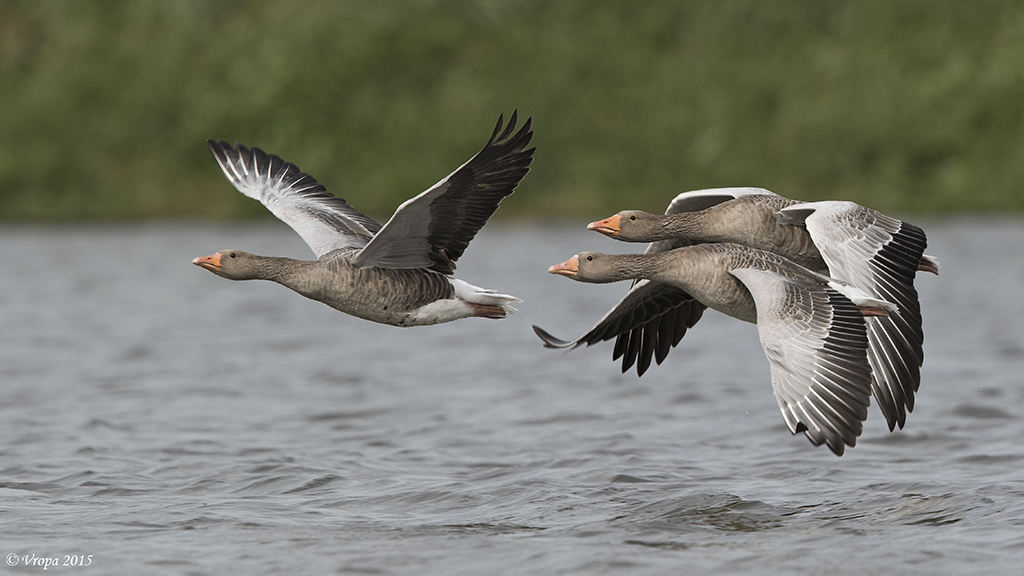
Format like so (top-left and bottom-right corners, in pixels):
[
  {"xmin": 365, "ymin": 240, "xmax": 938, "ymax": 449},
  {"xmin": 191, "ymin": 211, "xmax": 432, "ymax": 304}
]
[{"xmin": 451, "ymin": 279, "xmax": 522, "ymax": 314}]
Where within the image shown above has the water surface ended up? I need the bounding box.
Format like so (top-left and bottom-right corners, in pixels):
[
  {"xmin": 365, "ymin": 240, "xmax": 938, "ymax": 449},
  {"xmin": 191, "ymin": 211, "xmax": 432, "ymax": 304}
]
[{"xmin": 1, "ymin": 218, "xmax": 1022, "ymax": 574}]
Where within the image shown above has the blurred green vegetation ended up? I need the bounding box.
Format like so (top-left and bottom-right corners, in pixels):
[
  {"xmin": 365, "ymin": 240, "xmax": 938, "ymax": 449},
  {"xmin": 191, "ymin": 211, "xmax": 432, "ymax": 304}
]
[{"xmin": 1, "ymin": 0, "xmax": 1022, "ymax": 222}]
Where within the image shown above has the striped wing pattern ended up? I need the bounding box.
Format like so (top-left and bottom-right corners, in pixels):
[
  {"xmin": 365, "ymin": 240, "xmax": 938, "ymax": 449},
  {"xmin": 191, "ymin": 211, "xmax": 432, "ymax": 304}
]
[
  {"xmin": 796, "ymin": 202, "xmax": 928, "ymax": 431},
  {"xmin": 731, "ymin": 267, "xmax": 873, "ymax": 456},
  {"xmin": 207, "ymin": 140, "xmax": 382, "ymax": 258}
]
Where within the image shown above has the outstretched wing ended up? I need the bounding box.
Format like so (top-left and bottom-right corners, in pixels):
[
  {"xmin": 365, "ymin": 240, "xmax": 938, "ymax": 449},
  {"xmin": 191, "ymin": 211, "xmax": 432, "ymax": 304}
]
[
  {"xmin": 533, "ymin": 281, "xmax": 705, "ymax": 376},
  {"xmin": 351, "ymin": 112, "xmax": 535, "ymax": 274},
  {"xmin": 731, "ymin": 267, "xmax": 874, "ymax": 456},
  {"xmin": 778, "ymin": 200, "xmax": 928, "ymax": 431},
  {"xmin": 207, "ymin": 140, "xmax": 382, "ymax": 258}
]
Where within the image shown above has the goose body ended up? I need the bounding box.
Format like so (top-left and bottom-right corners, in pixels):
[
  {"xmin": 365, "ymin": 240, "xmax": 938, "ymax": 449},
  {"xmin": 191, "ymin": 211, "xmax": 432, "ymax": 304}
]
[
  {"xmin": 544, "ymin": 187, "xmax": 935, "ymax": 431},
  {"xmin": 194, "ymin": 113, "xmax": 534, "ymax": 327},
  {"xmin": 544, "ymin": 244, "xmax": 894, "ymax": 455}
]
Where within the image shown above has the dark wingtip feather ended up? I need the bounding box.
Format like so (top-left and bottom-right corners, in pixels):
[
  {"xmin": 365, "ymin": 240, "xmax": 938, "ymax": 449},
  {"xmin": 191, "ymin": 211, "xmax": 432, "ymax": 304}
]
[
  {"xmin": 206, "ymin": 139, "xmax": 238, "ymax": 163},
  {"xmin": 489, "ymin": 113, "xmax": 505, "ymax": 142},
  {"xmin": 635, "ymin": 321, "xmax": 657, "ymax": 376},
  {"xmin": 621, "ymin": 331, "xmax": 641, "ymax": 374},
  {"xmin": 611, "ymin": 333, "xmax": 628, "ymax": 363},
  {"xmin": 488, "ymin": 110, "xmax": 520, "ymax": 145},
  {"xmin": 498, "ymin": 110, "xmax": 518, "ymax": 141},
  {"xmin": 494, "ymin": 111, "xmax": 533, "ymax": 152},
  {"xmin": 827, "ymin": 441, "xmax": 846, "ymax": 457},
  {"xmin": 532, "ymin": 325, "xmax": 576, "ymax": 349}
]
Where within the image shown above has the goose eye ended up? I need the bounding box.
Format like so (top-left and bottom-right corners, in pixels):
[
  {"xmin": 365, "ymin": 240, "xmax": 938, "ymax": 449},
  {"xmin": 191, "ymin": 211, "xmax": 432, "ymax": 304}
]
[
  {"xmin": 628, "ymin": 214, "xmax": 637, "ymax": 221},
  {"xmin": 228, "ymin": 252, "xmax": 236, "ymax": 258},
  {"xmin": 586, "ymin": 255, "xmax": 594, "ymax": 261}
]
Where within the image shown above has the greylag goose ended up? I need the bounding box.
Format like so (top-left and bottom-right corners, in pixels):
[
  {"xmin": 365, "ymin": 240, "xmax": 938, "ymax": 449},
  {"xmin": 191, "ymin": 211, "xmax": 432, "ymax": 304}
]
[
  {"xmin": 193, "ymin": 112, "xmax": 534, "ymax": 327},
  {"xmin": 538, "ymin": 187, "xmax": 935, "ymax": 431},
  {"xmin": 545, "ymin": 244, "xmax": 897, "ymax": 455}
]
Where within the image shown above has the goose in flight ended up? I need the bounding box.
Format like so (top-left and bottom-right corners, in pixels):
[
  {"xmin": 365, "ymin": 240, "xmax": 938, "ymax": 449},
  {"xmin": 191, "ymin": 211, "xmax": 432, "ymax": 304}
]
[
  {"xmin": 545, "ymin": 243, "xmax": 897, "ymax": 455},
  {"xmin": 537, "ymin": 187, "xmax": 936, "ymax": 431},
  {"xmin": 194, "ymin": 112, "xmax": 534, "ymax": 327}
]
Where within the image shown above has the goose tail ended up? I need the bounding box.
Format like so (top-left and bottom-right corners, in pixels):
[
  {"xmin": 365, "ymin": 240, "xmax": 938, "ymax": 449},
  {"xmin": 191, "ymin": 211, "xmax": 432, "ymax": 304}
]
[{"xmin": 451, "ymin": 278, "xmax": 522, "ymax": 316}]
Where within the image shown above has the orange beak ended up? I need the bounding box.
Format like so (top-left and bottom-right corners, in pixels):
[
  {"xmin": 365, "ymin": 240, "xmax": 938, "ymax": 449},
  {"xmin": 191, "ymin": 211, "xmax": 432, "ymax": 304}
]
[
  {"xmin": 587, "ymin": 214, "xmax": 621, "ymax": 236},
  {"xmin": 548, "ymin": 255, "xmax": 580, "ymax": 277},
  {"xmin": 192, "ymin": 252, "xmax": 222, "ymax": 272}
]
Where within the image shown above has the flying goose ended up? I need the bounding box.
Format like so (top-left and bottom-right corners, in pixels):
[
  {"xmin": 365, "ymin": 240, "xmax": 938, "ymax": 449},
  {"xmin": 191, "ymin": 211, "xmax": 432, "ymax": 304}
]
[
  {"xmin": 538, "ymin": 187, "xmax": 935, "ymax": 431},
  {"xmin": 193, "ymin": 112, "xmax": 534, "ymax": 327},
  {"xmin": 545, "ymin": 244, "xmax": 896, "ymax": 455}
]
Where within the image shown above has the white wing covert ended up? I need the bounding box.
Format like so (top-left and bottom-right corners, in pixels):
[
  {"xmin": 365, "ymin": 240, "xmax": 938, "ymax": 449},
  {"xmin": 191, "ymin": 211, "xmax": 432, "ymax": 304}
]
[{"xmin": 207, "ymin": 140, "xmax": 381, "ymax": 258}]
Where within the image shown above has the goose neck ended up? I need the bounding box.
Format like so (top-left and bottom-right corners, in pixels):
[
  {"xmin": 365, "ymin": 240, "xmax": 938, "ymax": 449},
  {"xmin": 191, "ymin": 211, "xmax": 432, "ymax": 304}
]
[{"xmin": 661, "ymin": 211, "xmax": 720, "ymax": 241}]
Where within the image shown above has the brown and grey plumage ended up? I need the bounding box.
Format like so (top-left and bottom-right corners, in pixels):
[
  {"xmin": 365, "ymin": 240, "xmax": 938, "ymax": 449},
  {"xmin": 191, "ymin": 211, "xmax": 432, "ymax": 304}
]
[
  {"xmin": 545, "ymin": 243, "xmax": 897, "ymax": 455},
  {"xmin": 193, "ymin": 112, "xmax": 534, "ymax": 327},
  {"xmin": 535, "ymin": 189, "xmax": 802, "ymax": 378},
  {"xmin": 549, "ymin": 187, "xmax": 936, "ymax": 432}
]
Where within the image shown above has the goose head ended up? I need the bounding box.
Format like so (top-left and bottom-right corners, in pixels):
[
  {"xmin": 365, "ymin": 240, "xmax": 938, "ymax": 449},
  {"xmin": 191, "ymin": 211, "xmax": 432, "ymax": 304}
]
[
  {"xmin": 548, "ymin": 252, "xmax": 635, "ymax": 284},
  {"xmin": 192, "ymin": 250, "xmax": 266, "ymax": 280},
  {"xmin": 587, "ymin": 210, "xmax": 660, "ymax": 241}
]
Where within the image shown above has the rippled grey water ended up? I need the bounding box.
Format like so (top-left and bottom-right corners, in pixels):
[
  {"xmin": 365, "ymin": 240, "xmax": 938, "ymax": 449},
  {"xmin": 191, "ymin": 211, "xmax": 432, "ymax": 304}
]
[{"xmin": 1, "ymin": 218, "xmax": 1022, "ymax": 575}]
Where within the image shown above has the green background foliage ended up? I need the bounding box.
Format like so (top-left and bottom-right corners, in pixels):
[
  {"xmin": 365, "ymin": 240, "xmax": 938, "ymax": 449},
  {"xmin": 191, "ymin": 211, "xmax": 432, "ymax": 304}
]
[{"xmin": 1, "ymin": 0, "xmax": 1022, "ymax": 221}]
